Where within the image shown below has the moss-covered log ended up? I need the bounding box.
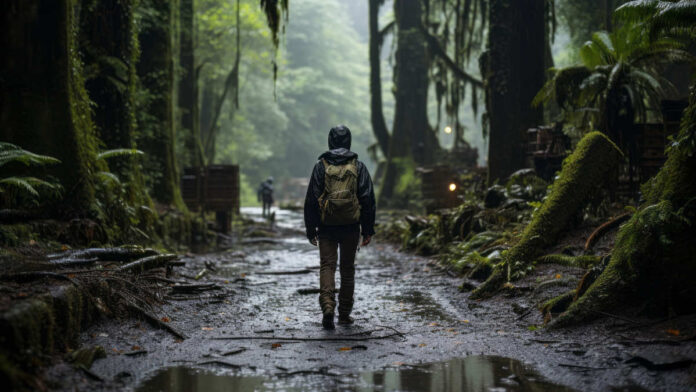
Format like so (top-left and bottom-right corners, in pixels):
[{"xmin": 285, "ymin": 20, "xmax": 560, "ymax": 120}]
[
  {"xmin": 550, "ymin": 88, "xmax": 696, "ymax": 327},
  {"xmin": 0, "ymin": 0, "xmax": 102, "ymax": 213},
  {"xmin": 472, "ymin": 132, "xmax": 623, "ymax": 298}
]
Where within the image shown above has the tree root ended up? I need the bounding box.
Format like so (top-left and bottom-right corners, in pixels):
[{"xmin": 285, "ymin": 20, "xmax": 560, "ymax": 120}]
[
  {"xmin": 118, "ymin": 254, "xmax": 178, "ymax": 273},
  {"xmin": 471, "ymin": 132, "xmax": 623, "ymax": 299},
  {"xmin": 584, "ymin": 212, "xmax": 631, "ymax": 251}
]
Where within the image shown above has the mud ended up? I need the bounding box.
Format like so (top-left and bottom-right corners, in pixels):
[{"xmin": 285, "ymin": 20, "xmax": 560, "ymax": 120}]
[{"xmin": 44, "ymin": 208, "xmax": 696, "ymax": 391}]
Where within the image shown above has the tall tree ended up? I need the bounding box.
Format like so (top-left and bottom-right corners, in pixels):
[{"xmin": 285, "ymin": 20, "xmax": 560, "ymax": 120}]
[
  {"xmin": 482, "ymin": 0, "xmax": 546, "ymax": 183},
  {"xmin": 179, "ymin": 0, "xmax": 204, "ymax": 168},
  {"xmin": 368, "ymin": 0, "xmax": 391, "ymax": 158},
  {"xmin": 79, "ymin": 0, "xmax": 149, "ymax": 204},
  {"xmin": 136, "ymin": 0, "xmax": 186, "ymax": 208},
  {"xmin": 0, "ymin": 0, "xmax": 101, "ymax": 213}
]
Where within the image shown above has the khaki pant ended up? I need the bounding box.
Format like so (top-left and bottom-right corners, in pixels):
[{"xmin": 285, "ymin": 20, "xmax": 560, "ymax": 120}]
[{"xmin": 318, "ymin": 230, "xmax": 360, "ymax": 316}]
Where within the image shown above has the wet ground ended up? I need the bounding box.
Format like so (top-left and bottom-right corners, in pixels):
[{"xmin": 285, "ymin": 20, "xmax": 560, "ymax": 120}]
[{"xmin": 45, "ymin": 208, "xmax": 696, "ymax": 391}]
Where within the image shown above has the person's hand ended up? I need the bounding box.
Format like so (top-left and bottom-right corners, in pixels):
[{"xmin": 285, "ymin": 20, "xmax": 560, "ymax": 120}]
[
  {"xmin": 309, "ymin": 237, "xmax": 318, "ymax": 246},
  {"xmin": 361, "ymin": 235, "xmax": 372, "ymax": 247}
]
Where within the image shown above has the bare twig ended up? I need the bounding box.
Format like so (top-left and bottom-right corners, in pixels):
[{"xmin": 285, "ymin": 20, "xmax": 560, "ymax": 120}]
[{"xmin": 125, "ymin": 302, "xmax": 186, "ymax": 340}]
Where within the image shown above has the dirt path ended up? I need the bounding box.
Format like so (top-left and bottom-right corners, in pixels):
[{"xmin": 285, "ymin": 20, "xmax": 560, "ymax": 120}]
[{"xmin": 45, "ymin": 208, "xmax": 695, "ymax": 391}]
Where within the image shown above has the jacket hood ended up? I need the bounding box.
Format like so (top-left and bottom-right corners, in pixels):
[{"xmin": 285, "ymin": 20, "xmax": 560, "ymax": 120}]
[
  {"xmin": 328, "ymin": 125, "xmax": 351, "ymax": 149},
  {"xmin": 319, "ymin": 148, "xmax": 358, "ymax": 165}
]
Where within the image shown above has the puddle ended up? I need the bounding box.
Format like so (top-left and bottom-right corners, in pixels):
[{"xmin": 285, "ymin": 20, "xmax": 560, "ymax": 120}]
[
  {"xmin": 137, "ymin": 356, "xmax": 576, "ymax": 392},
  {"xmin": 383, "ymin": 290, "xmax": 454, "ymax": 322}
]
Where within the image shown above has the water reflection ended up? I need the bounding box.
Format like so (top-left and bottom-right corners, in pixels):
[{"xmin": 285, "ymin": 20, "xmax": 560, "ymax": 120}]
[{"xmin": 137, "ymin": 356, "xmax": 577, "ymax": 392}]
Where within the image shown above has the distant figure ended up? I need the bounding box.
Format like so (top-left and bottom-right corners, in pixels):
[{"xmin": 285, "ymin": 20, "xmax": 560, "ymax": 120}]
[
  {"xmin": 304, "ymin": 125, "xmax": 376, "ymax": 330},
  {"xmin": 257, "ymin": 177, "xmax": 274, "ymax": 217}
]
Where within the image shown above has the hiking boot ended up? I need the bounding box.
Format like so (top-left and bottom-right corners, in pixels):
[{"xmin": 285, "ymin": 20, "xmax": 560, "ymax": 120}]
[
  {"xmin": 322, "ymin": 313, "xmax": 335, "ymax": 330},
  {"xmin": 337, "ymin": 315, "xmax": 354, "ymax": 325}
]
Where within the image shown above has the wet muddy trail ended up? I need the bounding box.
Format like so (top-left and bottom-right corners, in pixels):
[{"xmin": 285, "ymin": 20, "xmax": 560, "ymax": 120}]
[{"xmin": 46, "ymin": 209, "xmax": 694, "ymax": 391}]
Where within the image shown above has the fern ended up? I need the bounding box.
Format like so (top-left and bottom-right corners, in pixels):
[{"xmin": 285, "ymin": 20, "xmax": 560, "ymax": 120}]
[
  {"xmin": 97, "ymin": 148, "xmax": 144, "ymax": 160},
  {"xmin": 0, "ymin": 176, "xmax": 60, "ymax": 198},
  {"xmin": 0, "ymin": 142, "xmax": 61, "ymax": 167},
  {"xmin": 97, "ymin": 171, "xmax": 122, "ymax": 186}
]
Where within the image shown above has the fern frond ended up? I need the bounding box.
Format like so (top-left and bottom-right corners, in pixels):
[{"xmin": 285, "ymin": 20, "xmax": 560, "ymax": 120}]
[
  {"xmin": 97, "ymin": 148, "xmax": 144, "ymax": 160},
  {"xmin": 0, "ymin": 142, "xmax": 61, "ymax": 167}
]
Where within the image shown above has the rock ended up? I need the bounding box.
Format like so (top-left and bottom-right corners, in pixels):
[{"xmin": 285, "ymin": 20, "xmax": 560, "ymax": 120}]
[
  {"xmin": 484, "ymin": 185, "xmax": 506, "ymax": 208},
  {"xmin": 459, "ymin": 280, "xmax": 478, "ymax": 292}
]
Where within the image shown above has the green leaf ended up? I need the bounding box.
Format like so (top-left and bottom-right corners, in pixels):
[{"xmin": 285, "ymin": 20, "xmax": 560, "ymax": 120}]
[{"xmin": 97, "ymin": 149, "xmax": 145, "ymax": 160}]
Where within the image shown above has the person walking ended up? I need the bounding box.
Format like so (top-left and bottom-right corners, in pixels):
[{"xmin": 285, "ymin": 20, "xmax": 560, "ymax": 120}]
[
  {"xmin": 257, "ymin": 177, "xmax": 274, "ymax": 217},
  {"xmin": 304, "ymin": 125, "xmax": 376, "ymax": 330}
]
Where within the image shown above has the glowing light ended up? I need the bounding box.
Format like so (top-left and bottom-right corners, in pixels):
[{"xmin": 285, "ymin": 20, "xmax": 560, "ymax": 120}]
[
  {"xmin": 449, "ymin": 183, "xmax": 457, "ymax": 192},
  {"xmin": 444, "ymin": 126, "xmax": 453, "ymax": 134}
]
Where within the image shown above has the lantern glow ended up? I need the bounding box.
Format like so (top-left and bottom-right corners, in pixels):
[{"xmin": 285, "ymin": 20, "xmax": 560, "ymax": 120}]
[
  {"xmin": 444, "ymin": 126, "xmax": 453, "ymax": 134},
  {"xmin": 449, "ymin": 183, "xmax": 457, "ymax": 192}
]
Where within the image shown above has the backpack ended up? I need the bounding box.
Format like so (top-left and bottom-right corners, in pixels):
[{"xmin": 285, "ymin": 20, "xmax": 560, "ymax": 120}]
[{"xmin": 318, "ymin": 158, "xmax": 361, "ymax": 225}]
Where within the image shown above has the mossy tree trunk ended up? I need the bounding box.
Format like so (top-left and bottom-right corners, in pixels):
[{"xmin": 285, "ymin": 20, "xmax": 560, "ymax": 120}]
[
  {"xmin": 472, "ymin": 132, "xmax": 624, "ymax": 298},
  {"xmin": 179, "ymin": 0, "xmax": 203, "ymax": 169},
  {"xmin": 483, "ymin": 0, "xmax": 546, "ymax": 184},
  {"xmin": 550, "ymin": 87, "xmax": 696, "ymax": 327},
  {"xmin": 136, "ymin": 0, "xmax": 185, "ymax": 209},
  {"xmin": 379, "ymin": 0, "xmax": 438, "ymax": 204},
  {"xmin": 79, "ymin": 0, "xmax": 150, "ymax": 205},
  {"xmin": 0, "ymin": 0, "xmax": 101, "ymax": 214}
]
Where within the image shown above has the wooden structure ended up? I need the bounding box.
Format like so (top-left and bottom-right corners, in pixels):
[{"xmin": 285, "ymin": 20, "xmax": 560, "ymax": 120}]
[
  {"xmin": 418, "ymin": 165, "xmax": 459, "ymax": 213},
  {"xmin": 182, "ymin": 165, "xmax": 239, "ymax": 233},
  {"xmin": 525, "ymin": 125, "xmax": 570, "ymax": 181}
]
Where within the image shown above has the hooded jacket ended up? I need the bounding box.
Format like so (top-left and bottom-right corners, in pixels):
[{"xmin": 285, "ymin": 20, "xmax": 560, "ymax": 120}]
[{"xmin": 304, "ymin": 127, "xmax": 376, "ymax": 240}]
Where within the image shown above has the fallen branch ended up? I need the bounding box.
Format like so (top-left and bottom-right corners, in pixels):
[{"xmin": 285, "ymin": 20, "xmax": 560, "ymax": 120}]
[
  {"xmin": 170, "ymin": 283, "xmax": 220, "ymax": 294},
  {"xmin": 126, "ymin": 303, "xmax": 186, "ymax": 340},
  {"xmin": 48, "ymin": 257, "xmax": 99, "ymax": 267},
  {"xmin": 590, "ymin": 310, "xmax": 642, "ymax": 325},
  {"xmin": 48, "ymin": 247, "xmax": 158, "ymax": 262},
  {"xmin": 119, "ymin": 254, "xmax": 178, "ymax": 273}
]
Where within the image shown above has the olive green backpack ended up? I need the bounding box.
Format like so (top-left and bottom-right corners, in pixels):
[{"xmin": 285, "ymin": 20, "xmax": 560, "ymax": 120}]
[{"xmin": 318, "ymin": 158, "xmax": 361, "ymax": 225}]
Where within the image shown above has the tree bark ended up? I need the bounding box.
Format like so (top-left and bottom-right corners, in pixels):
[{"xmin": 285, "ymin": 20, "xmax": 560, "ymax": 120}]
[
  {"xmin": 136, "ymin": 0, "xmax": 185, "ymax": 208},
  {"xmin": 179, "ymin": 0, "xmax": 203, "ymax": 169},
  {"xmin": 484, "ymin": 0, "xmax": 545, "ymax": 183},
  {"xmin": 79, "ymin": 0, "xmax": 149, "ymax": 204},
  {"xmin": 379, "ymin": 0, "xmax": 438, "ymax": 203},
  {"xmin": 0, "ymin": 0, "xmax": 100, "ymax": 214},
  {"xmin": 369, "ymin": 0, "xmax": 390, "ymax": 158}
]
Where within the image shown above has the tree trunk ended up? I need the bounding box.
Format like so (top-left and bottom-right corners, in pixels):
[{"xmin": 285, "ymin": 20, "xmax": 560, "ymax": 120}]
[
  {"xmin": 136, "ymin": 0, "xmax": 185, "ymax": 208},
  {"xmin": 0, "ymin": 0, "xmax": 100, "ymax": 214},
  {"xmin": 379, "ymin": 0, "xmax": 437, "ymax": 203},
  {"xmin": 179, "ymin": 0, "xmax": 203, "ymax": 169},
  {"xmin": 369, "ymin": 0, "xmax": 390, "ymax": 158},
  {"xmin": 484, "ymin": 0, "xmax": 545, "ymax": 183},
  {"xmin": 79, "ymin": 0, "xmax": 149, "ymax": 204}
]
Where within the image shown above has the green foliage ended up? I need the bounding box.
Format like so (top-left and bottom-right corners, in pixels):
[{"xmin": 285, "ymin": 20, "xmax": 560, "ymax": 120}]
[
  {"xmin": 96, "ymin": 149, "xmax": 144, "ymax": 161},
  {"xmin": 0, "ymin": 142, "xmax": 61, "ymax": 167},
  {"xmin": 616, "ymin": 0, "xmax": 696, "ymax": 40},
  {"xmin": 0, "ymin": 142, "xmax": 62, "ymax": 205},
  {"xmin": 535, "ymin": 21, "xmax": 693, "ymax": 138}
]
